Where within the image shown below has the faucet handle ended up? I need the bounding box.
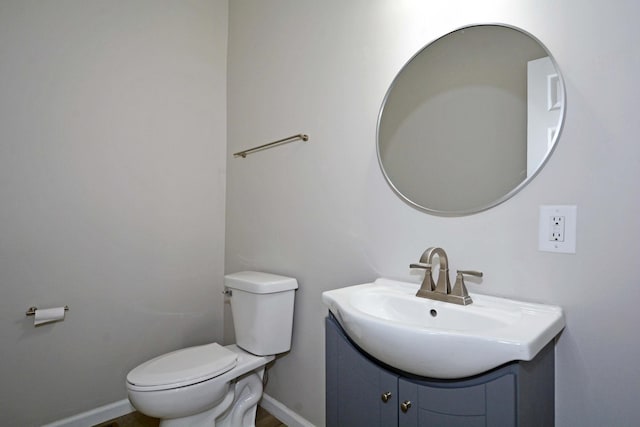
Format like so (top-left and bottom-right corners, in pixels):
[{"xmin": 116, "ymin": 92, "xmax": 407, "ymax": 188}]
[
  {"xmin": 410, "ymin": 263, "xmax": 436, "ymax": 293},
  {"xmin": 451, "ymin": 270, "xmax": 483, "ymax": 303},
  {"xmin": 457, "ymin": 270, "xmax": 483, "ymax": 278},
  {"xmin": 409, "ymin": 262, "xmax": 431, "ymax": 270}
]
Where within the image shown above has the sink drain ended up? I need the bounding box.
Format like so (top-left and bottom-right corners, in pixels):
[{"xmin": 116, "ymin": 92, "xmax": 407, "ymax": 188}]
[{"xmin": 430, "ymin": 309, "xmax": 438, "ymax": 317}]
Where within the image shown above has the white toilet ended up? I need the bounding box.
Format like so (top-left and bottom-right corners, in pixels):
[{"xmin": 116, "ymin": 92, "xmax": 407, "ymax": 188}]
[{"xmin": 126, "ymin": 271, "xmax": 298, "ymax": 427}]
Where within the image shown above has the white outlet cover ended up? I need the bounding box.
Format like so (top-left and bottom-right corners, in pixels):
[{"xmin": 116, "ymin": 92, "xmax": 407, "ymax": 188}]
[{"xmin": 539, "ymin": 205, "xmax": 577, "ymax": 253}]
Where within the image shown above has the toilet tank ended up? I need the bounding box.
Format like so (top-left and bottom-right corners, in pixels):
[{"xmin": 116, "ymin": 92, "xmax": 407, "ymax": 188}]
[{"xmin": 224, "ymin": 271, "xmax": 298, "ymax": 356}]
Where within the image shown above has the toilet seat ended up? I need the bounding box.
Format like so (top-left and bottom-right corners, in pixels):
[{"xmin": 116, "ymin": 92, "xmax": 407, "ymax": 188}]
[{"xmin": 127, "ymin": 343, "xmax": 237, "ymax": 391}]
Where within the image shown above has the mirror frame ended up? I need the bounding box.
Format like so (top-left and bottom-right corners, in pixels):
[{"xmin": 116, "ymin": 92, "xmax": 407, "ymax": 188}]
[{"xmin": 376, "ymin": 23, "xmax": 566, "ymax": 216}]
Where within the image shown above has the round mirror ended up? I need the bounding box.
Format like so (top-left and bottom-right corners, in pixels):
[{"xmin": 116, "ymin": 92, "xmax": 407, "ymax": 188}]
[{"xmin": 377, "ymin": 24, "xmax": 566, "ymax": 215}]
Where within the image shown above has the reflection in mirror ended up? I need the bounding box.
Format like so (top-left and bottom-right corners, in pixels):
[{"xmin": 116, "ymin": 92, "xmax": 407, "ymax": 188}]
[{"xmin": 377, "ymin": 25, "xmax": 565, "ymax": 215}]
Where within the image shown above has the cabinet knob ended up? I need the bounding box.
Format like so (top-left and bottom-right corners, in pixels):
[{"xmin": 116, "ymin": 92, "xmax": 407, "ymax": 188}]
[
  {"xmin": 381, "ymin": 392, "xmax": 392, "ymax": 403},
  {"xmin": 400, "ymin": 400, "xmax": 412, "ymax": 413}
]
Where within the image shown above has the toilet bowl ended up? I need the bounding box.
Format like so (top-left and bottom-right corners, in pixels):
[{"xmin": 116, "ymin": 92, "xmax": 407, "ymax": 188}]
[
  {"xmin": 127, "ymin": 344, "xmax": 273, "ymax": 426},
  {"xmin": 125, "ymin": 272, "xmax": 297, "ymax": 427}
]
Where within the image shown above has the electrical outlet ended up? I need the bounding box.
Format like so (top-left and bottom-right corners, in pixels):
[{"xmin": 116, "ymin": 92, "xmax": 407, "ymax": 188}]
[
  {"xmin": 539, "ymin": 205, "xmax": 577, "ymax": 253},
  {"xmin": 550, "ymin": 216, "xmax": 565, "ymax": 242}
]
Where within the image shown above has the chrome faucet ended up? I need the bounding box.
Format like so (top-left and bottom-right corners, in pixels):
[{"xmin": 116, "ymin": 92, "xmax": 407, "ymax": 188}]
[{"xmin": 410, "ymin": 247, "xmax": 482, "ymax": 305}]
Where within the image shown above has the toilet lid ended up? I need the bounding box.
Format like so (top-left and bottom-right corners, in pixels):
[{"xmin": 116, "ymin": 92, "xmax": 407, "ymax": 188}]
[{"xmin": 127, "ymin": 343, "xmax": 237, "ymax": 389}]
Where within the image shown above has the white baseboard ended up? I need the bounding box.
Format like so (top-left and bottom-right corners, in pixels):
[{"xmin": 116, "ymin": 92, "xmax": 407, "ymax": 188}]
[
  {"xmin": 260, "ymin": 393, "xmax": 316, "ymax": 427},
  {"xmin": 41, "ymin": 393, "xmax": 313, "ymax": 427},
  {"xmin": 42, "ymin": 399, "xmax": 134, "ymax": 427}
]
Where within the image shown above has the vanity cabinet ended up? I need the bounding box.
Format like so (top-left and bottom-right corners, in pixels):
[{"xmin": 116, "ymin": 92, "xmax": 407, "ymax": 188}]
[{"xmin": 326, "ymin": 315, "xmax": 555, "ymax": 427}]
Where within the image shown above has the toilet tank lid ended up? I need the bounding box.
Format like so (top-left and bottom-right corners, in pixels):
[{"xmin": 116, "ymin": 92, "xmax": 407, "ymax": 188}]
[{"xmin": 224, "ymin": 271, "xmax": 298, "ymax": 294}]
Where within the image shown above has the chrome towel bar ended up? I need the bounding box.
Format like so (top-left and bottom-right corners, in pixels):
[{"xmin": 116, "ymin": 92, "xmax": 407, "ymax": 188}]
[{"xmin": 233, "ymin": 133, "xmax": 309, "ymax": 158}]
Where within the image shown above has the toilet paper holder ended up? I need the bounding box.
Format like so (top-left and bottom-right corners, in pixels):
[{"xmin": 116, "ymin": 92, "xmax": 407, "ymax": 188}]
[{"xmin": 25, "ymin": 306, "xmax": 69, "ymax": 316}]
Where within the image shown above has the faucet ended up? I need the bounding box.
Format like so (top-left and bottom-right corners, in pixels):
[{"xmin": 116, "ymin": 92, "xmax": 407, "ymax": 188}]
[{"xmin": 410, "ymin": 247, "xmax": 482, "ymax": 305}]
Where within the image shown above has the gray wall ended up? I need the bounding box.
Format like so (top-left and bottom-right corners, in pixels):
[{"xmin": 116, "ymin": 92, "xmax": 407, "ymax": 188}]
[
  {"xmin": 0, "ymin": 1, "xmax": 228, "ymax": 425},
  {"xmin": 226, "ymin": 1, "xmax": 640, "ymax": 426}
]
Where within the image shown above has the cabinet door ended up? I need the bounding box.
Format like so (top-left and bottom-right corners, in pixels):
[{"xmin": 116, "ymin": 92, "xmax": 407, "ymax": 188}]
[
  {"xmin": 399, "ymin": 379, "xmax": 485, "ymax": 427},
  {"xmin": 326, "ymin": 317, "xmax": 398, "ymax": 427},
  {"xmin": 399, "ymin": 374, "xmax": 516, "ymax": 427}
]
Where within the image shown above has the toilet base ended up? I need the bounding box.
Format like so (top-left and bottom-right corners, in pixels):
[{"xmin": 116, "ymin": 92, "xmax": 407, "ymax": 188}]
[
  {"xmin": 217, "ymin": 370, "xmax": 265, "ymax": 427},
  {"xmin": 158, "ymin": 369, "xmax": 265, "ymax": 427}
]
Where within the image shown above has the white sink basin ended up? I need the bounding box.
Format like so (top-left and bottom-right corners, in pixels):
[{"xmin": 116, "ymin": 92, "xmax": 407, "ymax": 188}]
[{"xmin": 322, "ymin": 278, "xmax": 565, "ymax": 379}]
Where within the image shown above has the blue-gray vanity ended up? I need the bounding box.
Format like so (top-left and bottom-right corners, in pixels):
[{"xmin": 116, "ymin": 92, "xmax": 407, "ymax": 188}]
[{"xmin": 325, "ymin": 314, "xmax": 555, "ymax": 427}]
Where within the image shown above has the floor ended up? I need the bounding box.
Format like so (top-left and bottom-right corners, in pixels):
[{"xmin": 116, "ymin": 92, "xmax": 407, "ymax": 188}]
[{"xmin": 94, "ymin": 406, "xmax": 286, "ymax": 427}]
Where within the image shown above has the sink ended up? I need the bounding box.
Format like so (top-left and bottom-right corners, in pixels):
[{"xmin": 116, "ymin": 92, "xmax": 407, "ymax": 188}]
[{"xmin": 322, "ymin": 278, "xmax": 565, "ymax": 379}]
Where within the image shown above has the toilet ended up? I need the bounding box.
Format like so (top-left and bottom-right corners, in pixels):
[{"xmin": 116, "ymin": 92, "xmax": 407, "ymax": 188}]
[{"xmin": 126, "ymin": 271, "xmax": 298, "ymax": 427}]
